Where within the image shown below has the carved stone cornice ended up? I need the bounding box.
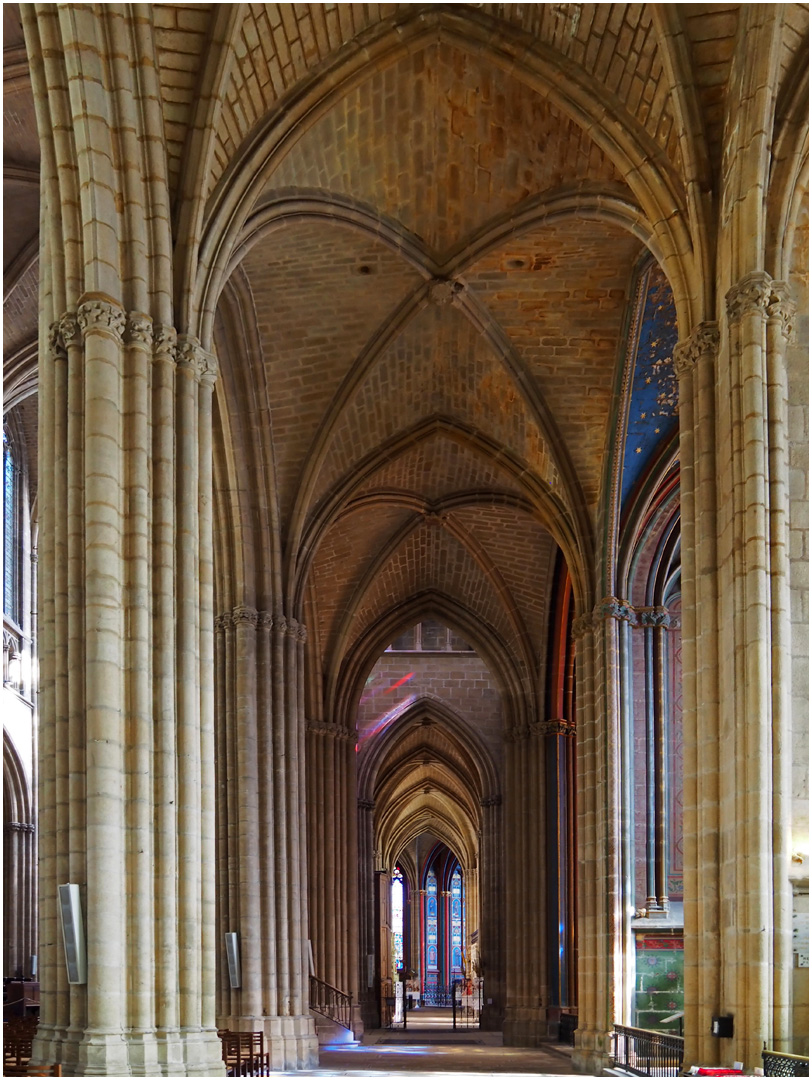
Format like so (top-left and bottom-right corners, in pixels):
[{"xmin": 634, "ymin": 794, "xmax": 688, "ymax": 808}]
[
  {"xmin": 428, "ymin": 278, "xmax": 463, "ymax": 306},
  {"xmin": 125, "ymin": 311, "xmax": 153, "ymax": 349},
  {"xmin": 725, "ymin": 270, "xmax": 772, "ymax": 324},
  {"xmin": 77, "ymin": 295, "xmax": 127, "ymax": 342},
  {"xmin": 766, "ymin": 280, "xmax": 797, "ymax": 341},
  {"xmin": 673, "ymin": 321, "xmax": 719, "ymax": 378}
]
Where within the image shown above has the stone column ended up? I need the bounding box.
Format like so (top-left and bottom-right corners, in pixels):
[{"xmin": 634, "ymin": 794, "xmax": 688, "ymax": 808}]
[
  {"xmin": 214, "ymin": 607, "xmax": 318, "ymax": 1069},
  {"xmin": 306, "ymin": 719, "xmax": 362, "ymax": 1034},
  {"xmin": 30, "ymin": 313, "xmax": 224, "ymax": 1077},
  {"xmin": 356, "ymin": 800, "xmax": 379, "ymax": 1029},
  {"xmin": 3, "ymin": 821, "xmax": 36, "ymax": 979},
  {"xmin": 502, "ymin": 724, "xmax": 547, "ymax": 1045},
  {"xmin": 674, "ymin": 322, "xmax": 721, "ymax": 1067},
  {"xmin": 571, "ymin": 600, "xmax": 628, "ymax": 1074},
  {"xmin": 478, "ymin": 795, "xmax": 504, "ymax": 1029}
]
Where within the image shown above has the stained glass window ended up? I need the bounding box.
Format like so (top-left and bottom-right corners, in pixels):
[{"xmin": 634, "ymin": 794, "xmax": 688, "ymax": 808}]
[
  {"xmin": 3, "ymin": 431, "xmax": 20, "ymax": 624},
  {"xmin": 426, "ymin": 869, "xmax": 438, "ymax": 971},
  {"xmin": 450, "ymin": 868, "xmax": 463, "ymax": 972},
  {"xmin": 391, "ymin": 866, "xmax": 404, "ymax": 980}
]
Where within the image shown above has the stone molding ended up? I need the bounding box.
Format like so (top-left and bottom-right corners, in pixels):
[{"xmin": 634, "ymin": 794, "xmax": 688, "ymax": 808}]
[
  {"xmin": 572, "ymin": 598, "xmax": 678, "ymax": 637},
  {"xmin": 673, "ymin": 321, "xmax": 719, "ymax": 377},
  {"xmin": 725, "ymin": 270, "xmax": 773, "ymax": 324}
]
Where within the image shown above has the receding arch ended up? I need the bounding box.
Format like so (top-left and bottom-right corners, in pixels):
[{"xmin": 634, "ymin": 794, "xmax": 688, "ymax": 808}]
[
  {"xmin": 294, "ymin": 417, "xmax": 586, "ymax": 617},
  {"xmin": 332, "ymin": 589, "xmax": 532, "ymax": 734}
]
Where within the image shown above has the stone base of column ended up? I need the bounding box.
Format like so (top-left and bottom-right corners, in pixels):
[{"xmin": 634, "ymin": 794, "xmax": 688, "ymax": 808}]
[
  {"xmin": 30, "ymin": 1027, "xmax": 227, "ymax": 1077},
  {"xmin": 262, "ymin": 1015, "xmax": 319, "ymax": 1069},
  {"xmin": 75, "ymin": 1028, "xmax": 132, "ymax": 1076},
  {"xmin": 351, "ymin": 1003, "xmax": 365, "ymax": 1041},
  {"xmin": 359, "ymin": 993, "xmax": 380, "ymax": 1031},
  {"xmin": 570, "ymin": 1026, "xmax": 613, "ymax": 1074},
  {"xmin": 502, "ymin": 1006, "xmax": 550, "ymax": 1046},
  {"xmin": 479, "ymin": 1002, "xmax": 505, "ymax": 1031}
]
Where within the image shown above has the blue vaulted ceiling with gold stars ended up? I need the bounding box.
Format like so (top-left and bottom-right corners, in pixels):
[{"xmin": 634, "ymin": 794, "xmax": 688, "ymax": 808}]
[{"xmin": 620, "ymin": 260, "xmax": 679, "ymax": 509}]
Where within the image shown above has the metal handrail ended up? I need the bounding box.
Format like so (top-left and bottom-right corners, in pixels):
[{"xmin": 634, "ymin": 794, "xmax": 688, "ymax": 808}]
[
  {"xmin": 309, "ymin": 975, "xmax": 353, "ymax": 1030},
  {"xmin": 762, "ymin": 1047, "xmax": 810, "ymax": 1077},
  {"xmin": 612, "ymin": 1023, "xmax": 684, "ymax": 1077}
]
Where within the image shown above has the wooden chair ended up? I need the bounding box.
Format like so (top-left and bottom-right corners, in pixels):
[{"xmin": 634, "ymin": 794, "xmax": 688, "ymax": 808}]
[{"xmin": 218, "ymin": 1029, "xmax": 269, "ymax": 1076}]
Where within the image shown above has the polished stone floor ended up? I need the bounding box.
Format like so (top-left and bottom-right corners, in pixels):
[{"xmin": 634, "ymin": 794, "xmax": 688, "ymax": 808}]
[{"xmin": 268, "ymin": 1008, "xmax": 577, "ymax": 1077}]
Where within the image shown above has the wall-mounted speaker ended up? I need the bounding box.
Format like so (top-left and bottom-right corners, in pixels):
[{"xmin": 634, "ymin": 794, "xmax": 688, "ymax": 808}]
[
  {"xmin": 58, "ymin": 884, "xmax": 87, "ymax": 984},
  {"xmin": 225, "ymin": 932, "xmax": 241, "ymax": 989}
]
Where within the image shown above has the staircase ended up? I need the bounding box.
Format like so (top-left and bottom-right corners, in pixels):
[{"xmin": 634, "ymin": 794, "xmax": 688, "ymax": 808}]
[{"xmin": 309, "ymin": 975, "xmax": 357, "ymax": 1047}]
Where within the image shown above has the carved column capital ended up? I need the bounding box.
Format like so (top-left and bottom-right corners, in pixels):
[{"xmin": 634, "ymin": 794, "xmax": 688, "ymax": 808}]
[
  {"xmin": 595, "ymin": 595, "xmax": 636, "ymax": 624},
  {"xmin": 48, "ymin": 320, "xmax": 66, "ymax": 361},
  {"xmin": 257, "ymin": 610, "xmax": 274, "ymax": 629},
  {"xmin": 766, "ymin": 280, "xmax": 797, "ymax": 341},
  {"xmin": 571, "ymin": 611, "xmax": 593, "ymax": 639},
  {"xmin": 6, "ymin": 821, "xmax": 35, "ymax": 833},
  {"xmin": 232, "ymin": 604, "xmax": 259, "ymax": 628},
  {"xmin": 77, "ymin": 295, "xmax": 127, "ymax": 342},
  {"xmin": 153, "ymin": 324, "xmax": 178, "ymax": 364},
  {"xmin": 59, "ymin": 311, "xmax": 82, "ymax": 349},
  {"xmin": 637, "ymin": 606, "xmax": 671, "ymax": 628},
  {"xmin": 673, "ymin": 321, "xmax": 719, "ymax": 377},
  {"xmin": 358, "ymin": 799, "xmax": 376, "ymax": 812},
  {"xmin": 536, "ymin": 718, "xmax": 576, "ymax": 737},
  {"xmin": 725, "ymin": 270, "xmax": 772, "ymax": 324},
  {"xmin": 177, "ymin": 334, "xmax": 218, "ymax": 385},
  {"xmin": 286, "ymin": 618, "xmax": 307, "ymax": 642},
  {"xmin": 480, "ymin": 795, "xmax": 502, "ymax": 808},
  {"xmin": 125, "ymin": 311, "xmax": 154, "ymax": 349}
]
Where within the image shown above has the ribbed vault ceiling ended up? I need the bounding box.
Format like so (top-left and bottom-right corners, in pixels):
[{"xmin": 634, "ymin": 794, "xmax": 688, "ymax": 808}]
[{"xmin": 212, "ymin": 20, "xmax": 659, "ymax": 713}]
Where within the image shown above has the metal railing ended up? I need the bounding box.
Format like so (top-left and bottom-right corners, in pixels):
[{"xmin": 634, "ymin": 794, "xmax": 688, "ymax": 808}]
[
  {"xmin": 762, "ymin": 1048, "xmax": 810, "ymax": 1077},
  {"xmin": 309, "ymin": 975, "xmax": 353, "ymax": 1030},
  {"xmin": 612, "ymin": 1024, "xmax": 684, "ymax": 1077}
]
